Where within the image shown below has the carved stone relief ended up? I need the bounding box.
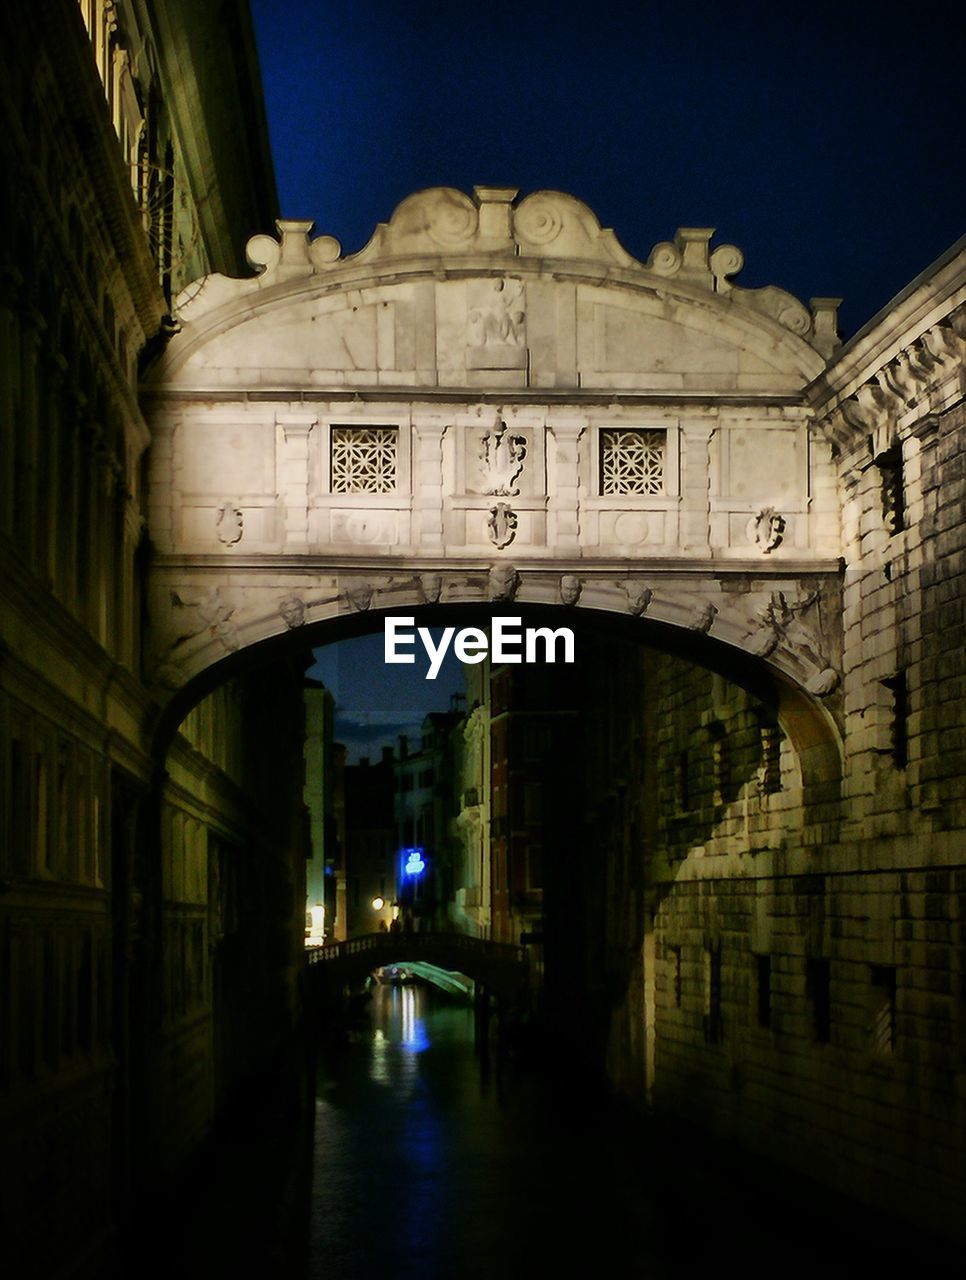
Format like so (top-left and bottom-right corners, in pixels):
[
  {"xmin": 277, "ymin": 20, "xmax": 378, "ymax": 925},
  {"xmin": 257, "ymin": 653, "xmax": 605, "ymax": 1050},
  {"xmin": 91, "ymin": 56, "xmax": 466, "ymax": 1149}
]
[
  {"xmin": 488, "ymin": 563, "xmax": 520, "ymax": 602},
  {"xmin": 487, "ymin": 502, "xmax": 518, "ymax": 549},
  {"xmin": 747, "ymin": 507, "xmax": 785, "ymax": 554},
  {"xmin": 278, "ymin": 595, "xmax": 306, "ymax": 629},
  {"xmin": 559, "ymin": 575, "xmax": 582, "ymax": 606},
  {"xmin": 419, "ymin": 573, "xmax": 443, "ymax": 605},
  {"xmin": 467, "ymin": 278, "xmax": 527, "ymax": 370},
  {"xmin": 746, "ymin": 589, "xmax": 840, "ymax": 695},
  {"xmin": 216, "ymin": 502, "xmax": 244, "ymax": 545},
  {"xmin": 688, "ymin": 602, "xmax": 718, "ymax": 633},
  {"xmin": 624, "ymin": 583, "xmax": 653, "ymax": 616},
  {"xmin": 479, "ymin": 420, "xmax": 527, "ymax": 495},
  {"xmin": 169, "ymin": 587, "xmax": 240, "ymax": 653},
  {"xmin": 345, "ymin": 580, "xmax": 373, "ymax": 612},
  {"xmin": 468, "ymin": 278, "xmax": 525, "ymax": 346}
]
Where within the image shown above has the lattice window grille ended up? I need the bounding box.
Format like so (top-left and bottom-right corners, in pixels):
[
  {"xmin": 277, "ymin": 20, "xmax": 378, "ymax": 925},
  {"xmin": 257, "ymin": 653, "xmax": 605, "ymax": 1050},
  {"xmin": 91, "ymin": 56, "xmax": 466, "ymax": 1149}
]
[
  {"xmin": 600, "ymin": 428, "xmax": 666, "ymax": 495},
  {"xmin": 330, "ymin": 426, "xmax": 398, "ymax": 493}
]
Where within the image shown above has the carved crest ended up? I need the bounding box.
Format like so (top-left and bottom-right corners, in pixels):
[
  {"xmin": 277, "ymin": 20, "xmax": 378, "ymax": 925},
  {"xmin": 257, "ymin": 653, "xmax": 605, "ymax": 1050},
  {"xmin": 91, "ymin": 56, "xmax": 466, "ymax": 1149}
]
[
  {"xmin": 487, "ymin": 502, "xmax": 518, "ymax": 549},
  {"xmin": 480, "ymin": 421, "xmax": 527, "ymax": 495},
  {"xmin": 747, "ymin": 507, "xmax": 785, "ymax": 554},
  {"xmin": 216, "ymin": 502, "xmax": 244, "ymax": 546}
]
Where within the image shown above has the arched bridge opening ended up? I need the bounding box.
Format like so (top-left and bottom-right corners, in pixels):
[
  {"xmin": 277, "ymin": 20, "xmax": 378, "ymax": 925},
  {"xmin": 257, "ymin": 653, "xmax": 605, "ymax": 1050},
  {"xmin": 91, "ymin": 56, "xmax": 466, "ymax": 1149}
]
[{"xmin": 305, "ymin": 931, "xmax": 531, "ymax": 1008}]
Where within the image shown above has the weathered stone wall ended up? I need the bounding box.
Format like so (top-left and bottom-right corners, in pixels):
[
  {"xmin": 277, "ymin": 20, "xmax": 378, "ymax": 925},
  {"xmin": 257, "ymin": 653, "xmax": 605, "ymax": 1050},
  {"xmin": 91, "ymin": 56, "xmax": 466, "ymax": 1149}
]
[
  {"xmin": 593, "ymin": 249, "xmax": 966, "ymax": 1242},
  {"xmin": 0, "ymin": 4, "xmax": 281, "ymax": 1275}
]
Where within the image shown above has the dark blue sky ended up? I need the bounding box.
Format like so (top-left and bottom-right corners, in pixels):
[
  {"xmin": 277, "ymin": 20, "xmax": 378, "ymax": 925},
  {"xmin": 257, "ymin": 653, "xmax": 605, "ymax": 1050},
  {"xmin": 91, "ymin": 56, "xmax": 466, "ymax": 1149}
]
[
  {"xmin": 249, "ymin": 0, "xmax": 964, "ymax": 338},
  {"xmin": 307, "ymin": 631, "xmax": 464, "ymax": 763}
]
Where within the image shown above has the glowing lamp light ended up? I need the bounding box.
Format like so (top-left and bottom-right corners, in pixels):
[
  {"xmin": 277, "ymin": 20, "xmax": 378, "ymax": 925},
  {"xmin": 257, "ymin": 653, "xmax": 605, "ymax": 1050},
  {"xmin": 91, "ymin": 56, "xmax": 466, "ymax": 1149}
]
[
  {"xmin": 371, "ymin": 895, "xmax": 385, "ymax": 911},
  {"xmin": 403, "ymin": 848, "xmax": 426, "ymax": 877}
]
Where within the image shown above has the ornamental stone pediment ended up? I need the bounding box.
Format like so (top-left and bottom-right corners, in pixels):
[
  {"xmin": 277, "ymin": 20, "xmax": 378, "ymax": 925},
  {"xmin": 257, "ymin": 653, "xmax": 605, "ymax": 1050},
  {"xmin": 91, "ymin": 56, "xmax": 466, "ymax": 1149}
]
[{"xmin": 152, "ymin": 186, "xmax": 834, "ymax": 396}]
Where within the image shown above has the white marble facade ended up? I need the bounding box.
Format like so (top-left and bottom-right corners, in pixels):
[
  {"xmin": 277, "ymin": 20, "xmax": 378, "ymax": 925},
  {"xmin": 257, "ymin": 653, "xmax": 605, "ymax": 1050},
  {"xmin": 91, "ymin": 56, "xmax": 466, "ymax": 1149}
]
[{"xmin": 145, "ymin": 187, "xmax": 844, "ymax": 699}]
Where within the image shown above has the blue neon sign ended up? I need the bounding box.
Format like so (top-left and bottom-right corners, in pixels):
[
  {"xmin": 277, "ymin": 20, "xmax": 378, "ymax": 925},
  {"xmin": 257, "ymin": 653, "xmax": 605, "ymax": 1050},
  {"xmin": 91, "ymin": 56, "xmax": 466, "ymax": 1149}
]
[{"xmin": 403, "ymin": 848, "xmax": 426, "ymax": 877}]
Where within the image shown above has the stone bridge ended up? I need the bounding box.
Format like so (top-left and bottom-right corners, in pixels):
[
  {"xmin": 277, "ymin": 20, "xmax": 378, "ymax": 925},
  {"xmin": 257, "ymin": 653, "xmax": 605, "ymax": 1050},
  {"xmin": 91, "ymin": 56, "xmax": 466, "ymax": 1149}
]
[
  {"xmin": 305, "ymin": 931, "xmax": 531, "ymax": 1006},
  {"xmin": 142, "ymin": 185, "xmax": 846, "ymax": 772}
]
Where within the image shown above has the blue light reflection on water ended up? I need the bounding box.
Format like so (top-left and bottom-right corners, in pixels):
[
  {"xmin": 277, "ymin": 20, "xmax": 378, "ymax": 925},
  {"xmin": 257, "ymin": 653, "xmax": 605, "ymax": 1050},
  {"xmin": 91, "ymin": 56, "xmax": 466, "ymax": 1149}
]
[{"xmin": 308, "ymin": 984, "xmax": 668, "ymax": 1280}]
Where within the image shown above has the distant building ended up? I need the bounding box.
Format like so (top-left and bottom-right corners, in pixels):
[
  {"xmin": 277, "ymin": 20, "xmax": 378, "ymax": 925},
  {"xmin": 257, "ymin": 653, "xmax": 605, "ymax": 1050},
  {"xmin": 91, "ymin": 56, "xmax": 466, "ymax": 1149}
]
[
  {"xmin": 344, "ymin": 748, "xmax": 396, "ymax": 934},
  {"xmin": 304, "ymin": 679, "xmax": 338, "ymax": 943},
  {"xmin": 449, "ymin": 661, "xmax": 491, "ymax": 935},
  {"xmin": 394, "ymin": 710, "xmax": 463, "ymax": 926}
]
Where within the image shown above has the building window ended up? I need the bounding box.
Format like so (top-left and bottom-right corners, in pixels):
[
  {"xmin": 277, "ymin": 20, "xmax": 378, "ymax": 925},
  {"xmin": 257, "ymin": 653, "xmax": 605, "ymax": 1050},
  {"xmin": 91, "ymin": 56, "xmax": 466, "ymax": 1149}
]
[
  {"xmin": 675, "ymin": 749, "xmax": 691, "ymax": 812},
  {"xmin": 757, "ymin": 715, "xmax": 783, "ymax": 795},
  {"xmin": 756, "ymin": 954, "xmax": 772, "ymax": 1028},
  {"xmin": 703, "ymin": 944, "xmax": 722, "ymax": 1044},
  {"xmin": 806, "ymin": 957, "xmax": 831, "ymax": 1044},
  {"xmin": 525, "ymin": 845, "xmax": 542, "ymax": 890},
  {"xmin": 874, "ymin": 442, "xmax": 905, "ymax": 535},
  {"xmin": 881, "ymin": 671, "xmax": 909, "ymax": 769},
  {"xmin": 600, "ymin": 428, "xmax": 666, "ymax": 495},
  {"xmin": 331, "ymin": 426, "xmax": 397, "ymax": 493},
  {"xmin": 709, "ymin": 722, "xmax": 730, "ymax": 806},
  {"xmin": 670, "ymin": 946, "xmax": 683, "ymax": 1008},
  {"xmin": 869, "ymin": 965, "xmax": 896, "ymax": 1055},
  {"xmin": 524, "ymin": 783, "xmax": 542, "ymax": 824}
]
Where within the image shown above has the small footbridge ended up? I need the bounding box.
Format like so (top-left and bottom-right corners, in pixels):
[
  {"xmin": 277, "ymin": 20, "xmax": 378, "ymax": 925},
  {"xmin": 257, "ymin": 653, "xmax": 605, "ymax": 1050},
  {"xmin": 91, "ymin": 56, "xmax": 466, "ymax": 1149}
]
[{"xmin": 305, "ymin": 931, "xmax": 531, "ymax": 1006}]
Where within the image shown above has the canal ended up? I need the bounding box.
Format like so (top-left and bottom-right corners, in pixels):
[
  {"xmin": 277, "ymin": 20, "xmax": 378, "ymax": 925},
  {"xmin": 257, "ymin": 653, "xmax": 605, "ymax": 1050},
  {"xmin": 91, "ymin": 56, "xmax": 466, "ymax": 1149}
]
[
  {"xmin": 309, "ymin": 983, "xmax": 667, "ymax": 1278},
  {"xmin": 128, "ymin": 981, "xmax": 955, "ymax": 1278}
]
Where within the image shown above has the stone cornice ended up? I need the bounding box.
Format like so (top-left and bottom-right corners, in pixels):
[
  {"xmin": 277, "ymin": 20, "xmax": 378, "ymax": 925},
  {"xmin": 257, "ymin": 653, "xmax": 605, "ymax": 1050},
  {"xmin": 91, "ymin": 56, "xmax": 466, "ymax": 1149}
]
[{"xmin": 807, "ymin": 237, "xmax": 966, "ymax": 455}]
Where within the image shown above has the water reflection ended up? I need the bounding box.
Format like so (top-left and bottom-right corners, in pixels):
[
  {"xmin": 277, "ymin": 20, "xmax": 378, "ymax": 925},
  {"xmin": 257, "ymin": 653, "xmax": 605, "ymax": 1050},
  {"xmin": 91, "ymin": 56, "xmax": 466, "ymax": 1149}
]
[
  {"xmin": 309, "ymin": 984, "xmax": 667, "ymax": 1280},
  {"xmin": 397, "ymin": 984, "xmax": 430, "ymax": 1054}
]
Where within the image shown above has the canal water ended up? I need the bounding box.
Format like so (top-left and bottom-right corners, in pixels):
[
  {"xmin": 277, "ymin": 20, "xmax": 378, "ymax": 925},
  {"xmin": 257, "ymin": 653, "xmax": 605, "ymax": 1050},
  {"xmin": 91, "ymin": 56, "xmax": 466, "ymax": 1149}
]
[
  {"xmin": 129, "ymin": 981, "xmax": 956, "ymax": 1278},
  {"xmin": 306, "ymin": 983, "xmax": 956, "ymax": 1279},
  {"xmin": 309, "ymin": 983, "xmax": 667, "ymax": 1278}
]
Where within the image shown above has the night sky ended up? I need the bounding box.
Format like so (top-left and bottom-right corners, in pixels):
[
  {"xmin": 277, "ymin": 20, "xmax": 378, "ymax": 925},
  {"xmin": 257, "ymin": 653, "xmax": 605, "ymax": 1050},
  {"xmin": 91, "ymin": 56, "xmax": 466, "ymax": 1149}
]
[
  {"xmin": 249, "ymin": 0, "xmax": 965, "ymax": 338},
  {"xmin": 252, "ymin": 0, "xmax": 965, "ymax": 750}
]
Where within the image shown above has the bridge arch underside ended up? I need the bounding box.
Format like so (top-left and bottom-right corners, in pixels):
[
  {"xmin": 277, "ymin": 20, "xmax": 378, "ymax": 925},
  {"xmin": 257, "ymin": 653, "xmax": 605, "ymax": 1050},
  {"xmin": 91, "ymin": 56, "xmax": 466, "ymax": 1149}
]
[{"xmin": 151, "ymin": 596, "xmax": 842, "ymax": 801}]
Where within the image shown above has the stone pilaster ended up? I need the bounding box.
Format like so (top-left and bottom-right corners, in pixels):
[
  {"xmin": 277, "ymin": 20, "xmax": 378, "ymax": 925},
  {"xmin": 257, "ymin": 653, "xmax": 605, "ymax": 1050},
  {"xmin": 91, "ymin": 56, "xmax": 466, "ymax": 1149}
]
[
  {"xmin": 412, "ymin": 417, "xmax": 448, "ymax": 549},
  {"xmin": 680, "ymin": 421, "xmax": 714, "ymax": 554},
  {"xmin": 546, "ymin": 417, "xmax": 585, "ymax": 553},
  {"xmin": 276, "ymin": 414, "xmax": 317, "ymax": 546}
]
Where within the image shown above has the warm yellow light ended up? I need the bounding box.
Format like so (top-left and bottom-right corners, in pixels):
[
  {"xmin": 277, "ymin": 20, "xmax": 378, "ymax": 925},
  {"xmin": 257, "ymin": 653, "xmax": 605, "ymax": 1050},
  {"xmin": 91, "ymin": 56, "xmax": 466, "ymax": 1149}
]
[{"xmin": 371, "ymin": 895, "xmax": 385, "ymax": 911}]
